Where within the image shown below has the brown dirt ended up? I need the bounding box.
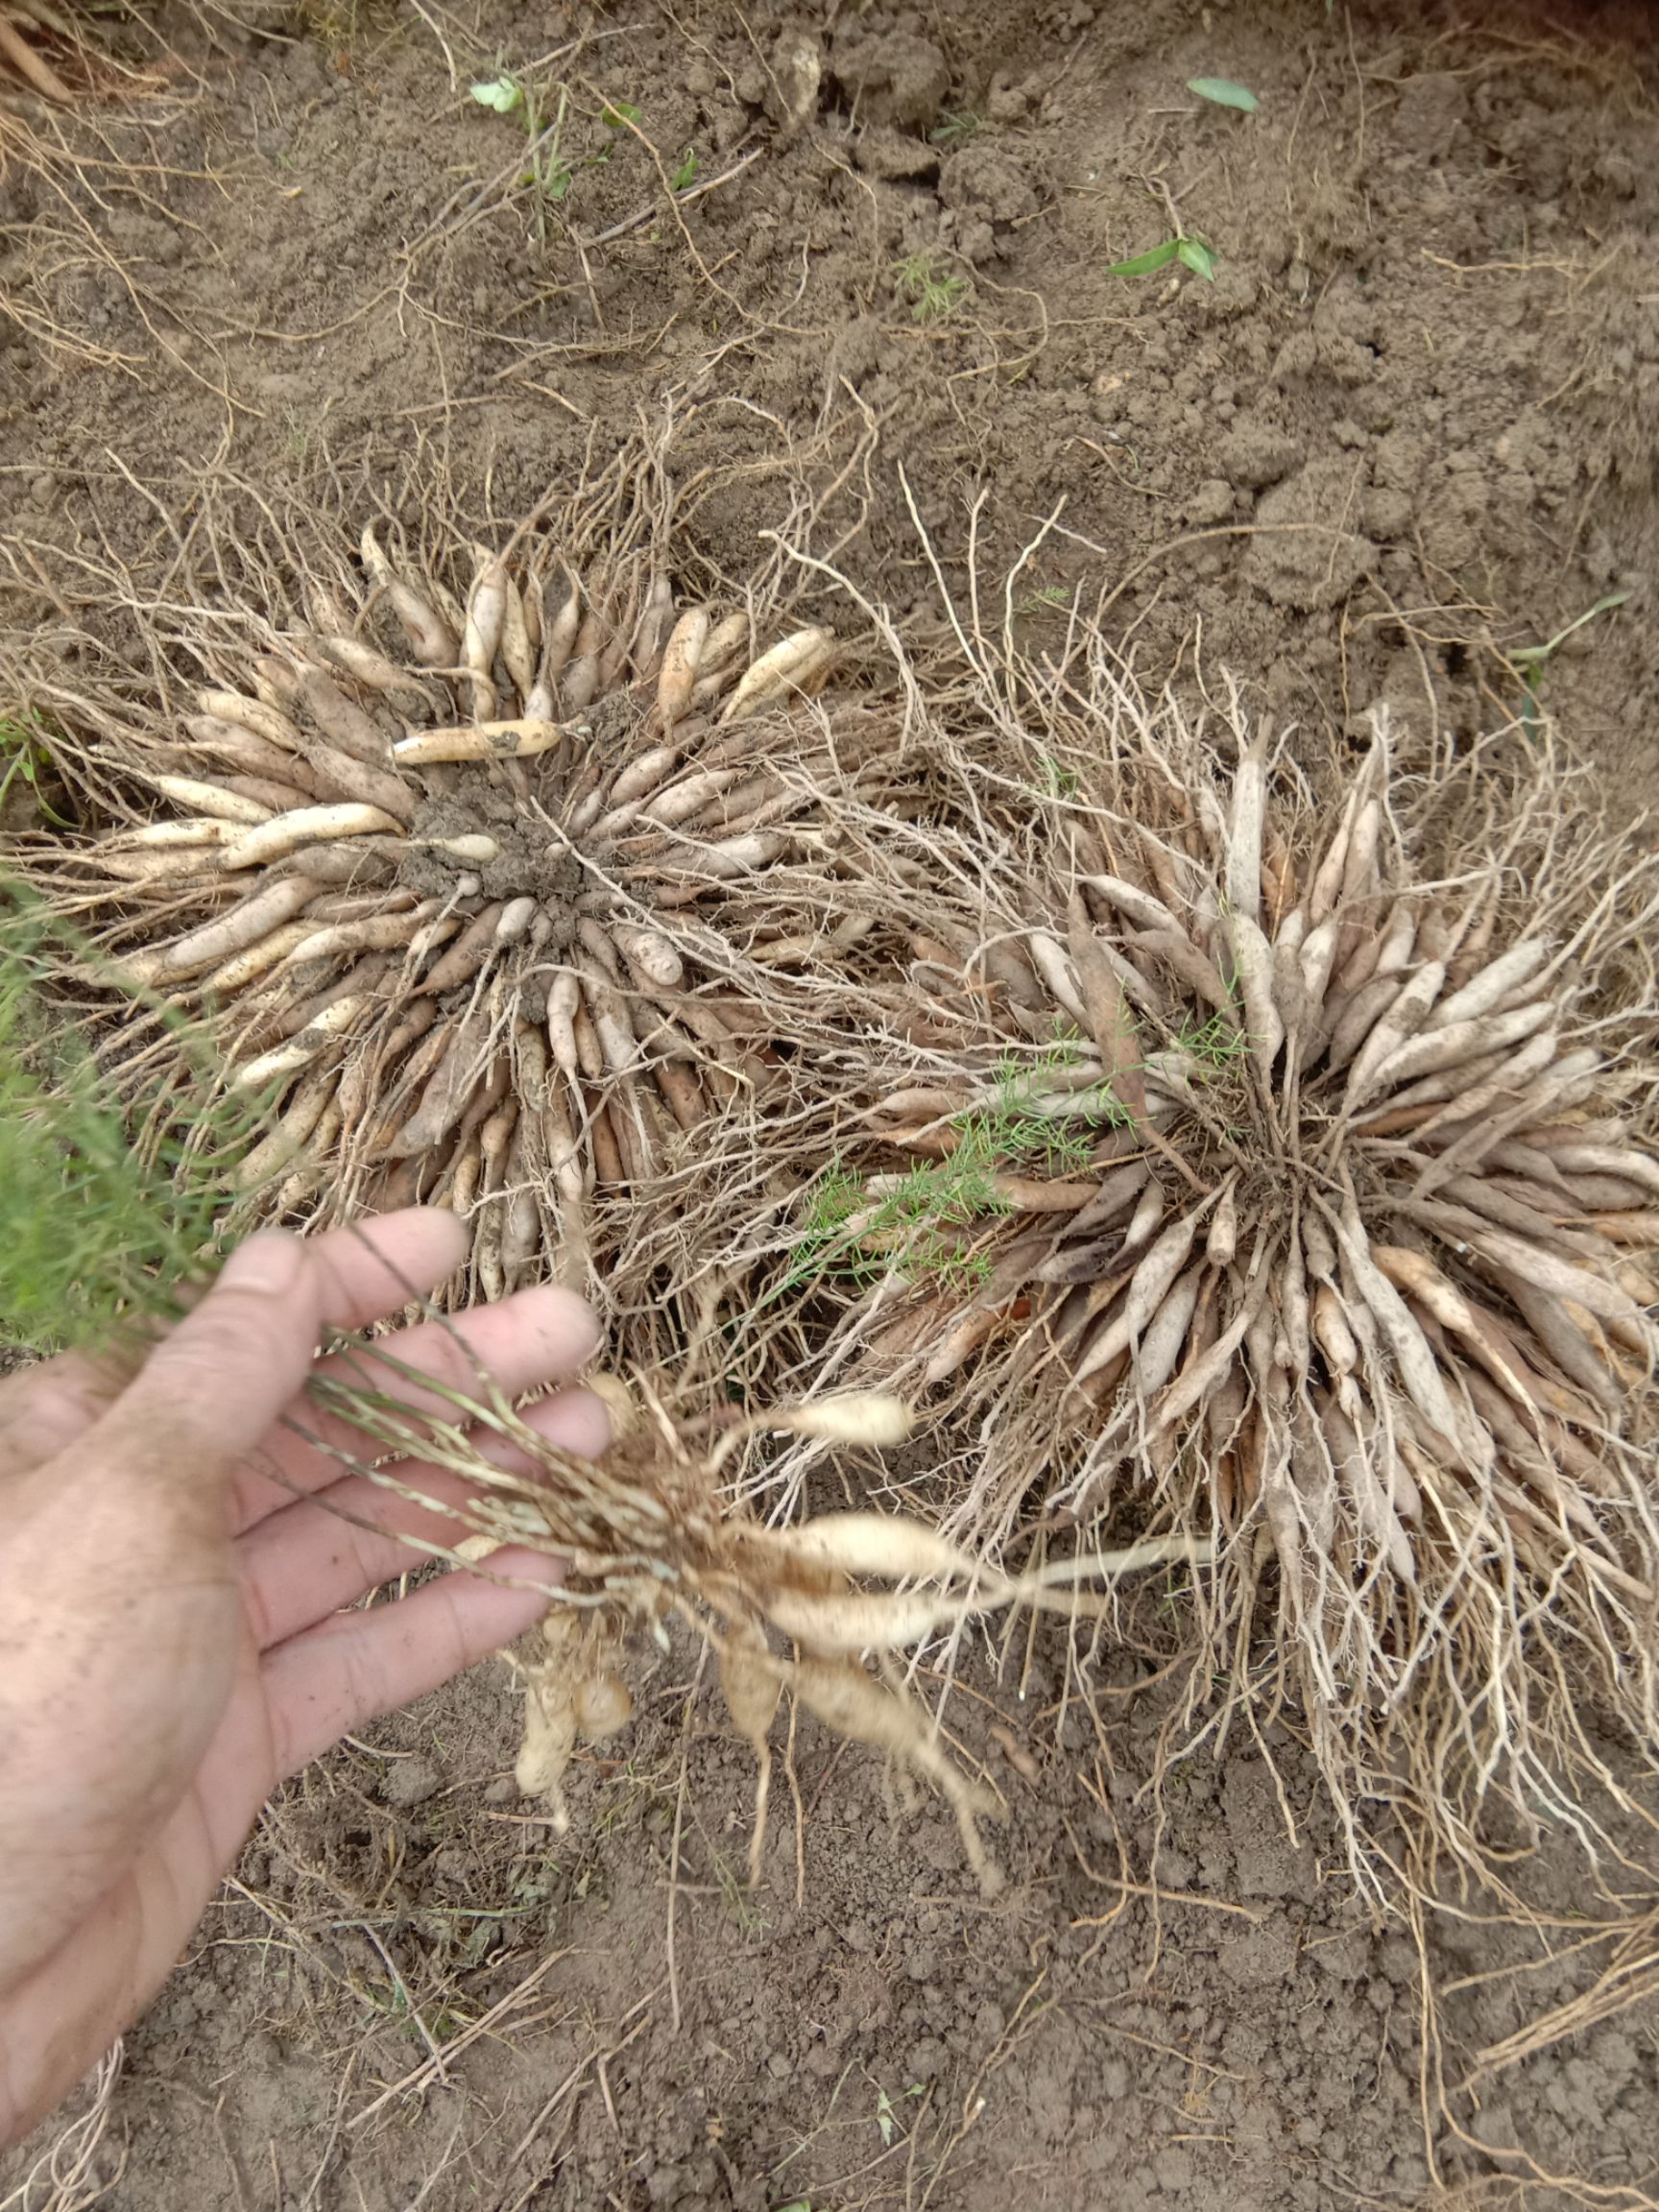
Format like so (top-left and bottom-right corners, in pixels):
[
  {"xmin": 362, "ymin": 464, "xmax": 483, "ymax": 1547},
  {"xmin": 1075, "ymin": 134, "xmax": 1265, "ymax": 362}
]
[
  {"xmin": 11, "ymin": 1618, "xmax": 1659, "ymax": 2211},
  {"xmin": 4, "ymin": 0, "xmax": 1659, "ymax": 2204}
]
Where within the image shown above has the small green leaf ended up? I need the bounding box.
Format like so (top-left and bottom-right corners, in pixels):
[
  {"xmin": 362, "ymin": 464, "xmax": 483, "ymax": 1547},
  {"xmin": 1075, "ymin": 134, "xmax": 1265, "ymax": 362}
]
[
  {"xmin": 1177, "ymin": 236, "xmax": 1219, "ymax": 280},
  {"xmin": 469, "ymin": 74, "xmax": 523, "ymax": 114},
  {"xmin": 669, "ymin": 145, "xmax": 700, "ymax": 190},
  {"xmin": 1187, "ymin": 77, "xmax": 1259, "ymax": 111},
  {"xmin": 601, "ymin": 97, "xmax": 641, "ymax": 128},
  {"xmin": 1106, "ymin": 238, "xmax": 1181, "ymax": 278},
  {"xmin": 929, "ymin": 108, "xmax": 980, "ymax": 148},
  {"xmin": 1505, "ymin": 589, "xmax": 1629, "ymax": 691}
]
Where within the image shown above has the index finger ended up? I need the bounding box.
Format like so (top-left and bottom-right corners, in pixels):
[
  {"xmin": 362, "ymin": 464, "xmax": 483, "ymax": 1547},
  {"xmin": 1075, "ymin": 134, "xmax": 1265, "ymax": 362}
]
[
  {"xmin": 306, "ymin": 1209, "xmax": 472, "ymax": 1332},
  {"xmin": 229, "ymin": 1283, "xmax": 602, "ymax": 1532}
]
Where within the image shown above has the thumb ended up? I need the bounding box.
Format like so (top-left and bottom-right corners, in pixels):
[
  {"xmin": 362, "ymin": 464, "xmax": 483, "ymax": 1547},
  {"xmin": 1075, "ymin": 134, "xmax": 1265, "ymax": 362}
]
[{"xmin": 94, "ymin": 1231, "xmax": 325, "ymax": 1537}]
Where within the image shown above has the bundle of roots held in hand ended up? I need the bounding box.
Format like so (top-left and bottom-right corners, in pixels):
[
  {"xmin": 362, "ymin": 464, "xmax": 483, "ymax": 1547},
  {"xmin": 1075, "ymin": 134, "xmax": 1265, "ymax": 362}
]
[
  {"xmin": 343, "ymin": 1369, "xmax": 1203, "ymax": 1894},
  {"xmin": 762, "ymin": 668, "xmax": 1659, "ymax": 1871},
  {"xmin": 4, "ymin": 472, "xmax": 875, "ymax": 1306}
]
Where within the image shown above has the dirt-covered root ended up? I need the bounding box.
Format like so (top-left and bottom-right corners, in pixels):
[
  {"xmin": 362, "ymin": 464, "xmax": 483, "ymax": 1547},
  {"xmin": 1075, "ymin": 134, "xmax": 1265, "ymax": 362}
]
[
  {"xmin": 0, "ymin": 6, "xmax": 73, "ymax": 102},
  {"xmin": 0, "ymin": 0, "xmax": 153, "ymax": 104}
]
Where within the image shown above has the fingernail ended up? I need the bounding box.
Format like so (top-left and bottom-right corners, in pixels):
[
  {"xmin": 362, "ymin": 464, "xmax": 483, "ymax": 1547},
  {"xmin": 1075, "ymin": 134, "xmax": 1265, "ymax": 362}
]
[{"xmin": 218, "ymin": 1231, "xmax": 306, "ymax": 1297}]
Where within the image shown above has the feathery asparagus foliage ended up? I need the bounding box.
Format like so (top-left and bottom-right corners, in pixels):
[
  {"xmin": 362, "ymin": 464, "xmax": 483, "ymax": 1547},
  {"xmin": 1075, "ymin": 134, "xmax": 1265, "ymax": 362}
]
[
  {"xmin": 0, "ymin": 878, "xmax": 256, "ymax": 1352},
  {"xmin": 786, "ymin": 1046, "xmax": 1123, "ymax": 1292}
]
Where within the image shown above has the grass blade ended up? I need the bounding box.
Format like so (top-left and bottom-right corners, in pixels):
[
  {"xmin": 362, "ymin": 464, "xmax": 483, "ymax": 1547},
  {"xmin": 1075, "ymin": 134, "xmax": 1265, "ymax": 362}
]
[{"xmin": 1106, "ymin": 239, "xmax": 1180, "ymax": 278}]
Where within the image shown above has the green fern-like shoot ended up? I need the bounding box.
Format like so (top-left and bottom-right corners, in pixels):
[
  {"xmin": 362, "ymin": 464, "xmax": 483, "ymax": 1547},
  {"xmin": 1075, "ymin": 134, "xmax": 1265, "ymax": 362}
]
[
  {"xmin": 786, "ymin": 1047, "xmax": 1125, "ymax": 1294},
  {"xmin": 0, "ymin": 883, "xmax": 256, "ymax": 1355}
]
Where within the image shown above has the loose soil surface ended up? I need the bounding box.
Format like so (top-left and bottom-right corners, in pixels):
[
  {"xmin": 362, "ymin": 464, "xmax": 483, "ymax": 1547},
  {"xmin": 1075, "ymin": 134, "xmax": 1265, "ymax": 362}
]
[{"xmin": 4, "ymin": 0, "xmax": 1659, "ymax": 2206}]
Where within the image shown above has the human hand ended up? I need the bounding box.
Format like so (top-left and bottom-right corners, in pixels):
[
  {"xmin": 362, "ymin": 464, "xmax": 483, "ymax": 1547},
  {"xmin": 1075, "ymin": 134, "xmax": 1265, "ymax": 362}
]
[{"xmin": 0, "ymin": 1208, "xmax": 606, "ymax": 2147}]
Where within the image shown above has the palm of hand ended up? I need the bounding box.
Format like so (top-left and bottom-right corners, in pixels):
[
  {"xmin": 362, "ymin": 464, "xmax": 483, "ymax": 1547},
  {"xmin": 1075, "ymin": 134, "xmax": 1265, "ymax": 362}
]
[{"xmin": 0, "ymin": 1210, "xmax": 603, "ymax": 2147}]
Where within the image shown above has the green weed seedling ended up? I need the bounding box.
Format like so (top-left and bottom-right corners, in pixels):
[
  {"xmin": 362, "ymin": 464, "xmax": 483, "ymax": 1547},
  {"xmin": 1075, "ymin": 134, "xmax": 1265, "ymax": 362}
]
[
  {"xmin": 929, "ymin": 108, "xmax": 980, "ymax": 149},
  {"xmin": 892, "ymin": 250, "xmax": 968, "ymax": 324},
  {"xmin": 469, "ymin": 69, "xmax": 521, "ymax": 112},
  {"xmin": 469, "ymin": 73, "xmax": 575, "ymax": 223},
  {"xmin": 669, "ymin": 145, "xmax": 700, "ymax": 190},
  {"xmin": 1506, "ymin": 589, "xmax": 1629, "ymax": 735},
  {"xmin": 1175, "ymin": 1010, "xmax": 1249, "ymax": 1070},
  {"xmin": 1187, "ymin": 77, "xmax": 1259, "ymax": 112},
  {"xmin": 468, "ymin": 71, "xmax": 648, "ymax": 225},
  {"xmin": 875, "ymin": 2082, "xmax": 926, "ymax": 2147},
  {"xmin": 0, "ymin": 713, "xmax": 72, "ymax": 829},
  {"xmin": 787, "ymin": 1157, "xmax": 1000, "ymax": 1297},
  {"xmin": 1014, "ymin": 584, "xmax": 1073, "ymax": 616},
  {"xmin": 586, "ymin": 96, "xmax": 643, "ymax": 191},
  {"xmin": 1108, "ymin": 231, "xmax": 1217, "ymax": 283},
  {"xmin": 1028, "ymin": 752, "xmax": 1081, "ymax": 799}
]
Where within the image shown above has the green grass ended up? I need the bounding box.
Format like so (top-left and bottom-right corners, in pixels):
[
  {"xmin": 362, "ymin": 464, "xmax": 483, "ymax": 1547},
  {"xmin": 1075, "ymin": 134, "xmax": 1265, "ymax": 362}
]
[{"xmin": 891, "ymin": 251, "xmax": 968, "ymax": 325}]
